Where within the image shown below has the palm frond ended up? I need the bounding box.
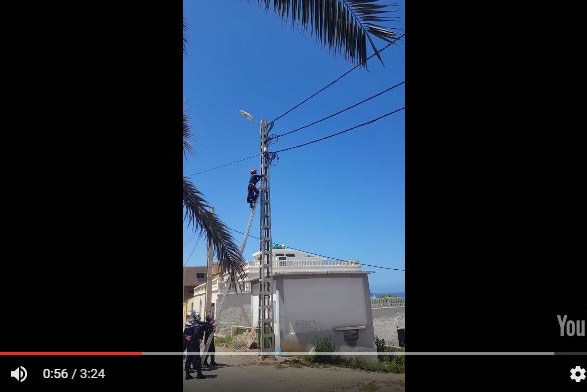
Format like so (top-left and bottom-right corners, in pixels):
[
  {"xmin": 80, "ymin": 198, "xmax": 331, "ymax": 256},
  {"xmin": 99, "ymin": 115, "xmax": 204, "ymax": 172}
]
[
  {"xmin": 183, "ymin": 17, "xmax": 187, "ymax": 54},
  {"xmin": 182, "ymin": 21, "xmax": 245, "ymax": 290},
  {"xmin": 257, "ymin": 0, "xmax": 397, "ymax": 67},
  {"xmin": 183, "ymin": 178, "xmax": 247, "ymax": 287},
  {"xmin": 183, "ymin": 112, "xmax": 191, "ymax": 156}
]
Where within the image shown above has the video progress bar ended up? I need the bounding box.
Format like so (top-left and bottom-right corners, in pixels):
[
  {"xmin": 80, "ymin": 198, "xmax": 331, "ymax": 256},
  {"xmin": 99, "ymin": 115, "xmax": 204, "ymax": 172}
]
[
  {"xmin": 1, "ymin": 352, "xmax": 584, "ymax": 356},
  {"xmin": 0, "ymin": 352, "xmax": 142, "ymax": 356},
  {"xmin": 146, "ymin": 352, "xmax": 582, "ymax": 356}
]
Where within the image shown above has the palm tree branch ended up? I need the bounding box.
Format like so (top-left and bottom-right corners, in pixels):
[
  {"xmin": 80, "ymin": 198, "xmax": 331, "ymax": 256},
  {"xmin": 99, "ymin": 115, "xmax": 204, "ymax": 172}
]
[
  {"xmin": 183, "ymin": 17, "xmax": 187, "ymax": 54},
  {"xmin": 183, "ymin": 21, "xmax": 246, "ymax": 291},
  {"xmin": 256, "ymin": 0, "xmax": 397, "ymax": 67},
  {"xmin": 183, "ymin": 178, "xmax": 247, "ymax": 286},
  {"xmin": 183, "ymin": 112, "xmax": 191, "ymax": 157}
]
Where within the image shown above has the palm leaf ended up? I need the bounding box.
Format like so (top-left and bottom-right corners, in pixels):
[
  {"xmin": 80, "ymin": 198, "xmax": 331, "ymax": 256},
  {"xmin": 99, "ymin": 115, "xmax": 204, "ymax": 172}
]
[
  {"xmin": 183, "ymin": 22, "xmax": 245, "ymax": 290},
  {"xmin": 183, "ymin": 178, "xmax": 247, "ymax": 287},
  {"xmin": 183, "ymin": 17, "xmax": 187, "ymax": 54},
  {"xmin": 183, "ymin": 112, "xmax": 191, "ymax": 156},
  {"xmin": 257, "ymin": 0, "xmax": 397, "ymax": 67}
]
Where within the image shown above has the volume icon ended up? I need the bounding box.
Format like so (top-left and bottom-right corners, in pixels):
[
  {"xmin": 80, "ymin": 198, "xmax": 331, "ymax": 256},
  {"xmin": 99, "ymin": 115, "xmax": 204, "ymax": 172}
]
[{"xmin": 10, "ymin": 366, "xmax": 27, "ymax": 382}]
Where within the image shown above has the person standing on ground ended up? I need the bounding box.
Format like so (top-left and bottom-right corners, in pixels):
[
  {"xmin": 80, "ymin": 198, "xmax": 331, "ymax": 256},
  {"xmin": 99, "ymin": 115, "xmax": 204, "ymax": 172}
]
[
  {"xmin": 202, "ymin": 315, "xmax": 217, "ymax": 368},
  {"xmin": 183, "ymin": 311, "xmax": 205, "ymax": 380}
]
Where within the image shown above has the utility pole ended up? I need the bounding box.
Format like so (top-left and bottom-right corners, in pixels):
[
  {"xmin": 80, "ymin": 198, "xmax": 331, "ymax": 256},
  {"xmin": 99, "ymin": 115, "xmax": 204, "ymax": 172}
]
[
  {"xmin": 206, "ymin": 208, "xmax": 214, "ymax": 319},
  {"xmin": 183, "ymin": 264, "xmax": 187, "ymax": 327},
  {"xmin": 258, "ymin": 119, "xmax": 275, "ymax": 358}
]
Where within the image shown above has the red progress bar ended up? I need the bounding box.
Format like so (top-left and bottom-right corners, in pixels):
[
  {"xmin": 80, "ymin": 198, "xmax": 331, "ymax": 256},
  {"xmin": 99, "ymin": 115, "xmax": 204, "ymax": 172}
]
[{"xmin": 0, "ymin": 352, "xmax": 142, "ymax": 356}]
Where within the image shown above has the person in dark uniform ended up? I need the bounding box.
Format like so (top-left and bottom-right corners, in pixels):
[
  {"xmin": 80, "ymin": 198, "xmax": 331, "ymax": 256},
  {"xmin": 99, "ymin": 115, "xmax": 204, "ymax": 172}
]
[
  {"xmin": 202, "ymin": 315, "xmax": 217, "ymax": 368},
  {"xmin": 183, "ymin": 311, "xmax": 205, "ymax": 380},
  {"xmin": 247, "ymin": 169, "xmax": 265, "ymax": 208}
]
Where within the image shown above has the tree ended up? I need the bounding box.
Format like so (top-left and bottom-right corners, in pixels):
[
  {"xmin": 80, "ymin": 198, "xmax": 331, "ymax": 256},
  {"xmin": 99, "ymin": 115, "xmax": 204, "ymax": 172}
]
[
  {"xmin": 254, "ymin": 0, "xmax": 398, "ymax": 67},
  {"xmin": 183, "ymin": 23, "xmax": 246, "ymax": 288}
]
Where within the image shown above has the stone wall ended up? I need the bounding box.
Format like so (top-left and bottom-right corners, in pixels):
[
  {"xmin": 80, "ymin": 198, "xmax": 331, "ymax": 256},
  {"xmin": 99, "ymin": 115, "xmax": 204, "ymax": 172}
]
[
  {"xmin": 213, "ymin": 293, "xmax": 251, "ymax": 336},
  {"xmin": 371, "ymin": 298, "xmax": 405, "ymax": 347}
]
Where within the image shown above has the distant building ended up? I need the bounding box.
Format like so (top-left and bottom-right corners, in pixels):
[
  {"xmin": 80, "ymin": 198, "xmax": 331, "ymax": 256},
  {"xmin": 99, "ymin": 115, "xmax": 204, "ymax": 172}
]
[{"xmin": 182, "ymin": 266, "xmax": 207, "ymax": 325}]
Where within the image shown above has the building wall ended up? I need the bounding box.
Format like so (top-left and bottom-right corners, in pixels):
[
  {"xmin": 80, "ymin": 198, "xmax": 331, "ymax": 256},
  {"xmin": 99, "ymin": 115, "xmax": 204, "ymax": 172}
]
[
  {"xmin": 183, "ymin": 266, "xmax": 208, "ymax": 301},
  {"xmin": 272, "ymin": 274, "xmax": 375, "ymax": 353},
  {"xmin": 212, "ymin": 276, "xmax": 404, "ymax": 352},
  {"xmin": 213, "ymin": 292, "xmax": 251, "ymax": 336},
  {"xmin": 371, "ymin": 306, "xmax": 405, "ymax": 347},
  {"xmin": 192, "ymin": 291, "xmax": 205, "ymax": 316}
]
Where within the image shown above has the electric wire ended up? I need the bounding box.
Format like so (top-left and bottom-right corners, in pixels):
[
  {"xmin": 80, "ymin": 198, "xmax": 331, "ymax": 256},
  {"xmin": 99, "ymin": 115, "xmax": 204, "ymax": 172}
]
[
  {"xmin": 273, "ymin": 107, "xmax": 404, "ymax": 154},
  {"xmin": 228, "ymin": 227, "xmax": 405, "ymax": 272},
  {"xmin": 271, "ymin": 81, "xmax": 404, "ymax": 140},
  {"xmin": 270, "ymin": 34, "xmax": 405, "ymax": 123}
]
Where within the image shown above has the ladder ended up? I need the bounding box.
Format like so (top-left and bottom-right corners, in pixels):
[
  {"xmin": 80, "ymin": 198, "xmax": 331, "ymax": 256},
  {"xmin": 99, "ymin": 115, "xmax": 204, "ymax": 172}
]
[{"xmin": 202, "ymin": 203, "xmax": 256, "ymax": 355}]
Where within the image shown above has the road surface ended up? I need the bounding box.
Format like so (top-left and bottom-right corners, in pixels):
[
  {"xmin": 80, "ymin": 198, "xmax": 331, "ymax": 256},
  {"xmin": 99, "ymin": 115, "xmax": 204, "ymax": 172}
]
[{"xmin": 182, "ymin": 350, "xmax": 405, "ymax": 392}]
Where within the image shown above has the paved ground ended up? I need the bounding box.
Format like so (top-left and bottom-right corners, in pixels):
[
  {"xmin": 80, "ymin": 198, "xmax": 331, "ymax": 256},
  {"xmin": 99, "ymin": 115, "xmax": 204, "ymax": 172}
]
[{"xmin": 182, "ymin": 349, "xmax": 405, "ymax": 392}]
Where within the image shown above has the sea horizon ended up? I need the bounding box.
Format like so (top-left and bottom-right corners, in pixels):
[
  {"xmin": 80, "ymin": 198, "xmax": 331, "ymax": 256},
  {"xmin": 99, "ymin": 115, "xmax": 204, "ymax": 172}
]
[{"xmin": 372, "ymin": 291, "xmax": 404, "ymax": 298}]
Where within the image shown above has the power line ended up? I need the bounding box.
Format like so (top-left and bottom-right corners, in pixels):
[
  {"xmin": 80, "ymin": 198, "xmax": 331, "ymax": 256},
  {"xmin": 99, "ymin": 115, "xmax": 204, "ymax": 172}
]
[
  {"xmin": 271, "ymin": 81, "xmax": 405, "ymax": 140},
  {"xmin": 286, "ymin": 245, "xmax": 405, "ymax": 272},
  {"xmin": 184, "ymin": 235, "xmax": 201, "ymax": 266},
  {"xmin": 270, "ymin": 34, "xmax": 405, "ymax": 124},
  {"xmin": 183, "ymin": 231, "xmax": 198, "ymax": 251},
  {"xmin": 188, "ymin": 37, "xmax": 405, "ymax": 177},
  {"xmin": 189, "ymin": 153, "xmax": 259, "ymax": 176},
  {"xmin": 227, "ymin": 227, "xmax": 405, "ymax": 272},
  {"xmin": 188, "ymin": 107, "xmax": 404, "ymax": 176},
  {"xmin": 273, "ymin": 107, "xmax": 405, "ymax": 154}
]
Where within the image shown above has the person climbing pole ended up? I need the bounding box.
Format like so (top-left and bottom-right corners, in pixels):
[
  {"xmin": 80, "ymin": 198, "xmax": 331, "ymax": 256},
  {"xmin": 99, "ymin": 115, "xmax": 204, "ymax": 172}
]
[{"xmin": 247, "ymin": 169, "xmax": 265, "ymax": 208}]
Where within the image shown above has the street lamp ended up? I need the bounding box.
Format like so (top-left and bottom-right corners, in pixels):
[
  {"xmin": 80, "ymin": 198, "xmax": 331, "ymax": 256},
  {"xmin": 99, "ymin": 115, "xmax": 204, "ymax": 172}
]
[{"xmin": 239, "ymin": 109, "xmax": 254, "ymax": 122}]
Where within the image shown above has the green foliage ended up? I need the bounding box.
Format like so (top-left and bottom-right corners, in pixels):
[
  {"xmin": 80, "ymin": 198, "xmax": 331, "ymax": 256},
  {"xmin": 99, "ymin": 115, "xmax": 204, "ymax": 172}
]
[
  {"xmin": 384, "ymin": 354, "xmax": 405, "ymax": 373},
  {"xmin": 310, "ymin": 336, "xmax": 337, "ymax": 364},
  {"xmin": 214, "ymin": 335, "xmax": 231, "ymax": 347},
  {"xmin": 232, "ymin": 326, "xmax": 250, "ymax": 336},
  {"xmin": 292, "ymin": 334, "xmax": 405, "ymax": 373},
  {"xmin": 336, "ymin": 355, "xmax": 404, "ymax": 373},
  {"xmin": 374, "ymin": 336, "xmax": 387, "ymax": 360},
  {"xmin": 372, "ymin": 336, "xmax": 405, "ymax": 372},
  {"xmin": 296, "ymin": 352, "xmax": 404, "ymax": 373}
]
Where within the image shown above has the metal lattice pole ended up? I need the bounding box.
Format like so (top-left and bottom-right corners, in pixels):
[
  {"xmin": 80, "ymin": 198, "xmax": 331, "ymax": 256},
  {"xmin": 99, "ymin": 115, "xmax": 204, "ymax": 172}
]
[{"xmin": 258, "ymin": 119, "xmax": 274, "ymax": 357}]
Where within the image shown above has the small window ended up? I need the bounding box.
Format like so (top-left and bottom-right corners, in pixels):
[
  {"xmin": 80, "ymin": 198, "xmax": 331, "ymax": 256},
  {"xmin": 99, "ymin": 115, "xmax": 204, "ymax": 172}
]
[
  {"xmin": 275, "ymin": 253, "xmax": 284, "ymax": 256},
  {"xmin": 196, "ymin": 273, "xmax": 205, "ymax": 279},
  {"xmin": 286, "ymin": 254, "xmax": 295, "ymax": 257},
  {"xmin": 278, "ymin": 256, "xmax": 287, "ymax": 260}
]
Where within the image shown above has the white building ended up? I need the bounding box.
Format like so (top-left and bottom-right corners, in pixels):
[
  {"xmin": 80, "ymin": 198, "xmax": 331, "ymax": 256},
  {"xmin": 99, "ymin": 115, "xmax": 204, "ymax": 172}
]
[{"xmin": 192, "ymin": 246, "xmax": 376, "ymax": 353}]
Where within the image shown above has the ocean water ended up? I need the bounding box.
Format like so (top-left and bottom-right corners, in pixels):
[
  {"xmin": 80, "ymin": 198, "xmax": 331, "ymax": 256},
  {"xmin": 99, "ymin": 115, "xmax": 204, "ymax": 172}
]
[{"xmin": 372, "ymin": 292, "xmax": 404, "ymax": 298}]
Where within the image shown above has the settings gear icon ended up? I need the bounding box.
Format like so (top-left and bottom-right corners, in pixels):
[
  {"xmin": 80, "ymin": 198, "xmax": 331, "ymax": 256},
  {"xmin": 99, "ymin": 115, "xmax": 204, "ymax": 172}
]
[{"xmin": 570, "ymin": 366, "xmax": 586, "ymax": 383}]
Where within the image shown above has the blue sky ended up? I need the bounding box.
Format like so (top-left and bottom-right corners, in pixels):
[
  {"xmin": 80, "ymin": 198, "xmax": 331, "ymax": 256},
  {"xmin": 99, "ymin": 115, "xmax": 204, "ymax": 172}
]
[{"xmin": 183, "ymin": 1, "xmax": 405, "ymax": 294}]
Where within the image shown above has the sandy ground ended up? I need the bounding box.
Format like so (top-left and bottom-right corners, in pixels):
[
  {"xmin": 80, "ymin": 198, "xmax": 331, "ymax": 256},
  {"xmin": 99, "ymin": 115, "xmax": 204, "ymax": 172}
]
[{"xmin": 182, "ymin": 348, "xmax": 405, "ymax": 392}]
